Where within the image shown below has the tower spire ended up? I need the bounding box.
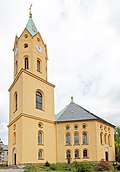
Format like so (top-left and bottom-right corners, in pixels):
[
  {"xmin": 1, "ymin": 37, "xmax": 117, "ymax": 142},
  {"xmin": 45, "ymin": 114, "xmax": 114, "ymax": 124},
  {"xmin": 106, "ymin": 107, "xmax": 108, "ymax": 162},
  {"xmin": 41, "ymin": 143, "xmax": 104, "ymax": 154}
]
[{"xmin": 29, "ymin": 4, "xmax": 32, "ymax": 17}]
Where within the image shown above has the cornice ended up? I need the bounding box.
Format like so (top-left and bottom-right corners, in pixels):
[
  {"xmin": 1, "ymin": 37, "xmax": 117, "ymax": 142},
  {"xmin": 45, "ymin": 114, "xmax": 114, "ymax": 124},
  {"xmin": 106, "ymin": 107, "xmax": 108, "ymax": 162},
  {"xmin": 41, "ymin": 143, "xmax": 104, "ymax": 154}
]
[
  {"xmin": 8, "ymin": 113, "xmax": 55, "ymax": 127},
  {"xmin": 8, "ymin": 68, "xmax": 55, "ymax": 92}
]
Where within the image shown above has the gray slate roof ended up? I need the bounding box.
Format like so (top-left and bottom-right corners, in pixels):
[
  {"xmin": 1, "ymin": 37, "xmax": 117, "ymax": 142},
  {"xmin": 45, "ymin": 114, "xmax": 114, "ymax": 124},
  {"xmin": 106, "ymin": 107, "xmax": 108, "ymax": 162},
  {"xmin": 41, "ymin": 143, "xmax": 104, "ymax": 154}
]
[{"xmin": 55, "ymin": 101, "xmax": 115, "ymax": 127}]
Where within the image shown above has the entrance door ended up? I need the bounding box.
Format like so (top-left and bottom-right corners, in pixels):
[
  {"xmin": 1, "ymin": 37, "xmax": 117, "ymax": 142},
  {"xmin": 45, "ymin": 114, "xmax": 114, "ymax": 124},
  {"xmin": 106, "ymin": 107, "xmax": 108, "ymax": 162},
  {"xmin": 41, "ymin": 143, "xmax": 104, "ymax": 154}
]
[
  {"xmin": 14, "ymin": 153, "xmax": 16, "ymax": 165},
  {"xmin": 105, "ymin": 151, "xmax": 108, "ymax": 161},
  {"xmin": 13, "ymin": 148, "xmax": 17, "ymax": 165}
]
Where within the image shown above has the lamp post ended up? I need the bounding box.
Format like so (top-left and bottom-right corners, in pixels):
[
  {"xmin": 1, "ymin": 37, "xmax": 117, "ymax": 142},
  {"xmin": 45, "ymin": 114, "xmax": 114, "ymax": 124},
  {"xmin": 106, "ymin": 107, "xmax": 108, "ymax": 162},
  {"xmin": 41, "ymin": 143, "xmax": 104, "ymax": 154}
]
[{"xmin": 113, "ymin": 161, "xmax": 117, "ymax": 172}]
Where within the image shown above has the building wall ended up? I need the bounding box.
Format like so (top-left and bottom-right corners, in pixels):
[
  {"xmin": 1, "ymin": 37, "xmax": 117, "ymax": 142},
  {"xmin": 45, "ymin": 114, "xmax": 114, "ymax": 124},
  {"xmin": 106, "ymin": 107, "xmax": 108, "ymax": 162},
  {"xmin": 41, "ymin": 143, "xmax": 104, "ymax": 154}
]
[
  {"xmin": 56, "ymin": 120, "xmax": 115, "ymax": 162},
  {"xmin": 56, "ymin": 120, "xmax": 97, "ymax": 162},
  {"xmin": 22, "ymin": 71, "xmax": 55, "ymax": 121},
  {"xmin": 8, "ymin": 117, "xmax": 22, "ymax": 165},
  {"xmin": 21, "ymin": 116, "xmax": 56, "ymax": 164},
  {"xmin": 96, "ymin": 121, "xmax": 115, "ymax": 161}
]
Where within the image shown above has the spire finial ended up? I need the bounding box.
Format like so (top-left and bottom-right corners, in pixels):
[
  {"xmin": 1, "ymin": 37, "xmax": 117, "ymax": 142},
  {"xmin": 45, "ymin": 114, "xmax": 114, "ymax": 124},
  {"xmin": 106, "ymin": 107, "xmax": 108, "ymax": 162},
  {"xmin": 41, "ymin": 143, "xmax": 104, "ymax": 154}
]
[
  {"xmin": 71, "ymin": 96, "xmax": 73, "ymax": 102},
  {"xmin": 29, "ymin": 4, "xmax": 32, "ymax": 17}
]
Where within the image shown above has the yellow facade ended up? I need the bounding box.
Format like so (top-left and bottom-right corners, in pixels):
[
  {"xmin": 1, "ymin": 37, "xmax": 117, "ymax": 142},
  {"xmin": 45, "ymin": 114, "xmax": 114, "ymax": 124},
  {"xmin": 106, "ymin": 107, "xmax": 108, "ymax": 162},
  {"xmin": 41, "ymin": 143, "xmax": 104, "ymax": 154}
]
[
  {"xmin": 8, "ymin": 12, "xmax": 115, "ymax": 165},
  {"xmin": 56, "ymin": 120, "xmax": 115, "ymax": 162}
]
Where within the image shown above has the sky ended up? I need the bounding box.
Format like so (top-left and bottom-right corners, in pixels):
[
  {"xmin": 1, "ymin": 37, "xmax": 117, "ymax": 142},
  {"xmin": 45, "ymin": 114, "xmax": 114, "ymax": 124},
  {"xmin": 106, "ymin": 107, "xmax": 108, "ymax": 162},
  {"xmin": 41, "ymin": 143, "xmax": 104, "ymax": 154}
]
[{"xmin": 0, "ymin": 0, "xmax": 120, "ymax": 144}]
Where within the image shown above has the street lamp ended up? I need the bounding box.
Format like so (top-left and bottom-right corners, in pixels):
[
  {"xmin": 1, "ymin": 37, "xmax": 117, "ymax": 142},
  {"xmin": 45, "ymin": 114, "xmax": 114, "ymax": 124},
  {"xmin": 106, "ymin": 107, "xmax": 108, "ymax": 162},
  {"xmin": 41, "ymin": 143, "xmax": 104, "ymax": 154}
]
[{"xmin": 113, "ymin": 161, "xmax": 117, "ymax": 172}]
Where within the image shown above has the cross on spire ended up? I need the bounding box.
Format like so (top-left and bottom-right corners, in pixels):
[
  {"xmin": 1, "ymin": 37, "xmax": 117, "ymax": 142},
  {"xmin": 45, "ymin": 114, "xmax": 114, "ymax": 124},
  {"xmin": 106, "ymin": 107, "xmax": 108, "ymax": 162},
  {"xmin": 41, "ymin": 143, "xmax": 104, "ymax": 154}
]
[{"xmin": 29, "ymin": 4, "xmax": 32, "ymax": 17}]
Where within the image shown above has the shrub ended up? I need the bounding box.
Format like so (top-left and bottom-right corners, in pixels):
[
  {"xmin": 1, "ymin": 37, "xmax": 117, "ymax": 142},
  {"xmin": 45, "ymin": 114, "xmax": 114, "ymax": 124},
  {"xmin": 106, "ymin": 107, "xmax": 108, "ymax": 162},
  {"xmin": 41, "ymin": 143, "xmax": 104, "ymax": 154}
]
[
  {"xmin": 45, "ymin": 161, "xmax": 50, "ymax": 167},
  {"xmin": 77, "ymin": 162, "xmax": 92, "ymax": 172},
  {"xmin": 97, "ymin": 159, "xmax": 110, "ymax": 171},
  {"xmin": 50, "ymin": 164, "xmax": 57, "ymax": 170},
  {"xmin": 117, "ymin": 165, "xmax": 120, "ymax": 170}
]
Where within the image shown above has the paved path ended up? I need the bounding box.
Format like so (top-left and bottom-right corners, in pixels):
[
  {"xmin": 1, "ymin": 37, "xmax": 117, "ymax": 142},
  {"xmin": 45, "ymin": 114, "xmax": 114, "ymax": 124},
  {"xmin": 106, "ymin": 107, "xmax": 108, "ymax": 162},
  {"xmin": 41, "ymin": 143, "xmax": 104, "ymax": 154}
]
[{"xmin": 0, "ymin": 169, "xmax": 24, "ymax": 172}]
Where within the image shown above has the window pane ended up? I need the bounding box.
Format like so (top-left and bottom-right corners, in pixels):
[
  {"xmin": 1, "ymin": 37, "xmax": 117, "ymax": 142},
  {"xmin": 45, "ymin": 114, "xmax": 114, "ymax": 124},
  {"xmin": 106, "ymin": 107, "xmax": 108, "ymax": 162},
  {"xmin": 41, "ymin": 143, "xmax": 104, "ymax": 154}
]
[
  {"xmin": 66, "ymin": 126, "xmax": 70, "ymax": 130},
  {"xmin": 75, "ymin": 150, "xmax": 79, "ymax": 158},
  {"xmin": 66, "ymin": 150, "xmax": 71, "ymax": 158},
  {"xmin": 25, "ymin": 58, "xmax": 29, "ymax": 69},
  {"xmin": 82, "ymin": 132, "xmax": 87, "ymax": 144},
  {"xmin": 66, "ymin": 133, "xmax": 70, "ymax": 145},
  {"xmin": 38, "ymin": 150, "xmax": 42, "ymax": 159},
  {"xmin": 36, "ymin": 92, "xmax": 42, "ymax": 110},
  {"xmin": 83, "ymin": 150, "xmax": 87, "ymax": 157},
  {"xmin": 74, "ymin": 125, "xmax": 78, "ymax": 130},
  {"xmin": 74, "ymin": 133, "xmax": 79, "ymax": 145},
  {"xmin": 38, "ymin": 132, "xmax": 42, "ymax": 144},
  {"xmin": 100, "ymin": 133, "xmax": 103, "ymax": 145},
  {"xmin": 37, "ymin": 60, "xmax": 40, "ymax": 72}
]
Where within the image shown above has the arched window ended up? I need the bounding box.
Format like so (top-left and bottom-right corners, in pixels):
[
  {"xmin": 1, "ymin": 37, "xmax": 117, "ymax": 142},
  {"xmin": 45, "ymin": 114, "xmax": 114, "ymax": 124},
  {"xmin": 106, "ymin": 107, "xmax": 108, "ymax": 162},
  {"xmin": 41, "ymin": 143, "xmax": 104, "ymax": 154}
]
[
  {"xmin": 24, "ymin": 57, "xmax": 29, "ymax": 69},
  {"xmin": 104, "ymin": 133, "xmax": 107, "ymax": 144},
  {"xmin": 74, "ymin": 133, "xmax": 79, "ymax": 145},
  {"xmin": 83, "ymin": 149, "xmax": 88, "ymax": 158},
  {"xmin": 38, "ymin": 149, "xmax": 43, "ymax": 159},
  {"xmin": 75, "ymin": 150, "xmax": 79, "ymax": 158},
  {"xmin": 15, "ymin": 61, "xmax": 18, "ymax": 75},
  {"xmin": 13, "ymin": 132, "xmax": 16, "ymax": 145},
  {"xmin": 82, "ymin": 132, "xmax": 87, "ymax": 144},
  {"xmin": 38, "ymin": 131, "xmax": 42, "ymax": 145},
  {"xmin": 14, "ymin": 92, "xmax": 18, "ymax": 112},
  {"xmin": 37, "ymin": 59, "xmax": 40, "ymax": 72},
  {"xmin": 108, "ymin": 134, "xmax": 111, "ymax": 146},
  {"xmin": 66, "ymin": 150, "xmax": 71, "ymax": 158},
  {"xmin": 100, "ymin": 133, "xmax": 102, "ymax": 144},
  {"xmin": 66, "ymin": 133, "xmax": 70, "ymax": 145},
  {"xmin": 100, "ymin": 132, "xmax": 104, "ymax": 145},
  {"xmin": 36, "ymin": 91, "xmax": 42, "ymax": 110}
]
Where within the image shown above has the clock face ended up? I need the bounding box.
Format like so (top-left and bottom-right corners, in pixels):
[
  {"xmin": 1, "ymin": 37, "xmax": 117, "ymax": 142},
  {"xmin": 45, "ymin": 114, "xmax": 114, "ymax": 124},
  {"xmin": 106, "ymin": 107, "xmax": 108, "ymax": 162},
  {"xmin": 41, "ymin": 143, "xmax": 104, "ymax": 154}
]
[
  {"xmin": 15, "ymin": 47, "xmax": 18, "ymax": 55},
  {"xmin": 36, "ymin": 45, "xmax": 42, "ymax": 53}
]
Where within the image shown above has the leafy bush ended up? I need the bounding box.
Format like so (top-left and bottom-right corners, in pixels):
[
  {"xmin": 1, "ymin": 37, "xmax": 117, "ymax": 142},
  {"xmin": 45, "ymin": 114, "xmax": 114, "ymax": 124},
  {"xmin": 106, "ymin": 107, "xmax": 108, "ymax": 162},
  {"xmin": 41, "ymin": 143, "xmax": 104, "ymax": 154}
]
[
  {"xmin": 117, "ymin": 164, "xmax": 120, "ymax": 170},
  {"xmin": 0, "ymin": 164, "xmax": 8, "ymax": 169},
  {"xmin": 97, "ymin": 159, "xmax": 110, "ymax": 171},
  {"xmin": 45, "ymin": 161, "xmax": 50, "ymax": 167},
  {"xmin": 50, "ymin": 164, "xmax": 57, "ymax": 170},
  {"xmin": 77, "ymin": 162, "xmax": 92, "ymax": 172}
]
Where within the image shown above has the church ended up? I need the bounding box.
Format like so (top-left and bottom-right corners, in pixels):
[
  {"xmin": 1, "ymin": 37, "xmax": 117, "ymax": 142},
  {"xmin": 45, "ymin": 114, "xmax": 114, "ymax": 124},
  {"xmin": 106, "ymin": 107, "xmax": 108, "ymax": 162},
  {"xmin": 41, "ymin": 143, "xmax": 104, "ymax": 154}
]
[{"xmin": 8, "ymin": 9, "xmax": 115, "ymax": 165}]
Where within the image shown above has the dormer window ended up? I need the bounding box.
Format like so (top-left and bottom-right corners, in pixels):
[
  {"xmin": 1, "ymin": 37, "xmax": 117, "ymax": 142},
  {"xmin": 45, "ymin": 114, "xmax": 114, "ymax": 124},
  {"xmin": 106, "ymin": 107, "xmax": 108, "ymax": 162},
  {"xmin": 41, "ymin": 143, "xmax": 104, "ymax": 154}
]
[{"xmin": 24, "ymin": 43, "xmax": 28, "ymax": 48}]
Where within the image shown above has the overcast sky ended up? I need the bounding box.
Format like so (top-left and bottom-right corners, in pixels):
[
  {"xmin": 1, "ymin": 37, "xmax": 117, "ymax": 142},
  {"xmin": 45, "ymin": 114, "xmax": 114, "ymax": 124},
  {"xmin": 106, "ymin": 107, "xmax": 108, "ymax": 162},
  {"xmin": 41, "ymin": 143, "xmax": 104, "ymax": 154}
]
[{"xmin": 0, "ymin": 0, "xmax": 120, "ymax": 144}]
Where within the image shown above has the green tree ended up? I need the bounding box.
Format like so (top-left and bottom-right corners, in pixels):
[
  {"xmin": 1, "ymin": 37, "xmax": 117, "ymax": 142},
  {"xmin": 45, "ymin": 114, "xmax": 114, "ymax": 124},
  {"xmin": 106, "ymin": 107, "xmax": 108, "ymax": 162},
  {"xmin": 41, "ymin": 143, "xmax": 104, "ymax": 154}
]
[{"xmin": 114, "ymin": 126, "xmax": 120, "ymax": 162}]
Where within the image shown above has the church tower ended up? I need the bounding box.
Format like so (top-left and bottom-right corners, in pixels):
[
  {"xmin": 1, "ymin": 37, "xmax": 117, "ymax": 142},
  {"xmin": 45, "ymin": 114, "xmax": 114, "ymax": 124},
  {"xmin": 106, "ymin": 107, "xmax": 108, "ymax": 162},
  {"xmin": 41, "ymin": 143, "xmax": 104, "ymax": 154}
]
[{"xmin": 8, "ymin": 9, "xmax": 56, "ymax": 165}]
